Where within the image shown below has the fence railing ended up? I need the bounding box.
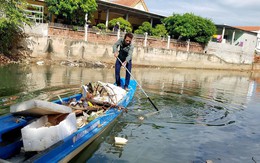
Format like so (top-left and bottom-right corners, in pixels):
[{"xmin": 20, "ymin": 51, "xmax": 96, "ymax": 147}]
[
  {"xmin": 48, "ymin": 22, "xmax": 85, "ymax": 31},
  {"xmin": 47, "ymin": 22, "xmax": 204, "ymax": 52}
]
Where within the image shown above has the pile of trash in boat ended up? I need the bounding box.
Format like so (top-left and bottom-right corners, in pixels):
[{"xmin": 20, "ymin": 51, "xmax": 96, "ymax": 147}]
[
  {"xmin": 65, "ymin": 81, "xmax": 128, "ymax": 128},
  {"xmin": 9, "ymin": 81, "xmax": 127, "ymax": 152}
]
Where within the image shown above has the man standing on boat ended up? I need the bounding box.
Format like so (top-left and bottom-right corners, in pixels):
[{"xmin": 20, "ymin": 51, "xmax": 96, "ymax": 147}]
[{"xmin": 113, "ymin": 33, "xmax": 134, "ymax": 91}]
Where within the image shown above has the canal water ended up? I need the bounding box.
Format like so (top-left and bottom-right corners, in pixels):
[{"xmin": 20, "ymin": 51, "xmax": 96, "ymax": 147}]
[{"xmin": 0, "ymin": 64, "xmax": 260, "ymax": 162}]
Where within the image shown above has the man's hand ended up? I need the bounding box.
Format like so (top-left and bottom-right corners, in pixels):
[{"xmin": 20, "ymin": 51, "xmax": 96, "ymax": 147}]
[
  {"xmin": 122, "ymin": 61, "xmax": 127, "ymax": 67},
  {"xmin": 114, "ymin": 52, "xmax": 119, "ymax": 58}
]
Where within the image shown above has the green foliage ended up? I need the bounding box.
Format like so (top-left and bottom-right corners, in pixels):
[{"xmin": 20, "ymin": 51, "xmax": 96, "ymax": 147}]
[
  {"xmin": 92, "ymin": 26, "xmax": 100, "ymax": 31},
  {"xmin": 97, "ymin": 23, "xmax": 106, "ymax": 30},
  {"xmin": 134, "ymin": 22, "xmax": 168, "ymax": 37},
  {"xmin": 45, "ymin": 0, "xmax": 97, "ymax": 26},
  {"xmin": 108, "ymin": 17, "xmax": 132, "ymax": 32},
  {"xmin": 0, "ymin": 0, "xmax": 30, "ymax": 26},
  {"xmin": 163, "ymin": 13, "xmax": 216, "ymax": 44},
  {"xmin": 134, "ymin": 21, "xmax": 153, "ymax": 35},
  {"xmin": 152, "ymin": 24, "xmax": 168, "ymax": 37},
  {"xmin": 0, "ymin": 0, "xmax": 30, "ymax": 55},
  {"xmin": 72, "ymin": 26, "xmax": 79, "ymax": 31}
]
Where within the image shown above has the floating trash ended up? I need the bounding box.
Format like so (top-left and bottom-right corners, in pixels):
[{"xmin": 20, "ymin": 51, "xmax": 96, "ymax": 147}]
[
  {"xmin": 114, "ymin": 137, "xmax": 128, "ymax": 145},
  {"xmin": 138, "ymin": 116, "xmax": 145, "ymax": 121}
]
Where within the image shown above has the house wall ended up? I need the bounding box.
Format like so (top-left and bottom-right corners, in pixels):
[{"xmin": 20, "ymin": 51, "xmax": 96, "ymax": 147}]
[
  {"xmin": 207, "ymin": 42, "xmax": 254, "ymax": 64},
  {"xmin": 135, "ymin": 2, "xmax": 146, "ymax": 11},
  {"xmin": 235, "ymin": 32, "xmax": 257, "ymax": 53},
  {"xmin": 216, "ymin": 27, "xmax": 257, "ymax": 50},
  {"xmin": 210, "ymin": 26, "xmax": 257, "ymax": 64}
]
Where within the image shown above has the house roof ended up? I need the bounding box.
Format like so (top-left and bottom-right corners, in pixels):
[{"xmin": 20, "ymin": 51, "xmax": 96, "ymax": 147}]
[
  {"xmin": 97, "ymin": 0, "xmax": 165, "ymax": 20},
  {"xmin": 215, "ymin": 24, "xmax": 257, "ymax": 35},
  {"xmin": 234, "ymin": 26, "xmax": 260, "ymax": 32},
  {"xmin": 112, "ymin": 0, "xmax": 149, "ymax": 12}
]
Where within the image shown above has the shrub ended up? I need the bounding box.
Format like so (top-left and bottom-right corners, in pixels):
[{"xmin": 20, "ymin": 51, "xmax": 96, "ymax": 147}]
[
  {"xmin": 108, "ymin": 17, "xmax": 132, "ymax": 32},
  {"xmin": 97, "ymin": 23, "xmax": 106, "ymax": 30}
]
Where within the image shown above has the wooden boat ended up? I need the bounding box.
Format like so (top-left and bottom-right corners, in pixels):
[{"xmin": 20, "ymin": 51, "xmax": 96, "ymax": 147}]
[{"xmin": 0, "ymin": 79, "xmax": 137, "ymax": 162}]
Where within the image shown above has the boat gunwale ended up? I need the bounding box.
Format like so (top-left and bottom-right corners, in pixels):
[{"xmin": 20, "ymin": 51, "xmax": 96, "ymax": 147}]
[
  {"xmin": 27, "ymin": 79, "xmax": 137, "ymax": 162},
  {"xmin": 0, "ymin": 79, "xmax": 137, "ymax": 162}
]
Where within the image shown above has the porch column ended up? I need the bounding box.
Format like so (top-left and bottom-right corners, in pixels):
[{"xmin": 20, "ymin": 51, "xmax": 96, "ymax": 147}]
[
  {"xmin": 232, "ymin": 30, "xmax": 235, "ymax": 45},
  {"xmin": 125, "ymin": 13, "xmax": 129, "ymax": 21},
  {"xmin": 221, "ymin": 27, "xmax": 225, "ymax": 43},
  {"xmin": 150, "ymin": 18, "xmax": 153, "ymax": 27},
  {"xmin": 105, "ymin": 9, "xmax": 110, "ymax": 29}
]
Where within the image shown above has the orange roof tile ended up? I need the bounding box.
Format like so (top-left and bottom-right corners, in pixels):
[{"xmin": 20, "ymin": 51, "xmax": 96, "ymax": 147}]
[
  {"xmin": 112, "ymin": 0, "xmax": 139, "ymax": 7},
  {"xmin": 234, "ymin": 26, "xmax": 260, "ymax": 32},
  {"xmin": 112, "ymin": 0, "xmax": 149, "ymax": 12}
]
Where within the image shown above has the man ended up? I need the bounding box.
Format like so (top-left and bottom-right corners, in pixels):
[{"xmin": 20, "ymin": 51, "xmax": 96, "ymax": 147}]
[{"xmin": 113, "ymin": 33, "xmax": 134, "ymax": 91}]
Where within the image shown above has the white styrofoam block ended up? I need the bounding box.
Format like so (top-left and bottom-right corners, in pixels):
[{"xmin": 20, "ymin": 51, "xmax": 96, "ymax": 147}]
[
  {"xmin": 10, "ymin": 100, "xmax": 72, "ymax": 115},
  {"xmin": 21, "ymin": 113, "xmax": 77, "ymax": 151}
]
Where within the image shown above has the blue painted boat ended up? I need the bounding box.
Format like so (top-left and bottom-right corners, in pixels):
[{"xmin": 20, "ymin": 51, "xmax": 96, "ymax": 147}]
[{"xmin": 0, "ymin": 79, "xmax": 137, "ymax": 162}]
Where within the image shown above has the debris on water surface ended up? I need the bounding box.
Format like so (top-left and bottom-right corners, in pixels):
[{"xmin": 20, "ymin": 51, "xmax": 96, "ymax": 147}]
[
  {"xmin": 138, "ymin": 116, "xmax": 145, "ymax": 121},
  {"xmin": 115, "ymin": 137, "xmax": 128, "ymax": 145}
]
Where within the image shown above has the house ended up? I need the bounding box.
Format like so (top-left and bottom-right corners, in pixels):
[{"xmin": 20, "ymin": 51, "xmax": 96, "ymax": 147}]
[
  {"xmin": 214, "ymin": 25, "xmax": 260, "ymax": 56},
  {"xmin": 25, "ymin": 0, "xmax": 165, "ymax": 29},
  {"xmin": 94, "ymin": 0, "xmax": 164, "ymax": 30},
  {"xmin": 235, "ymin": 26, "xmax": 260, "ymax": 33},
  {"xmin": 213, "ymin": 25, "xmax": 257, "ymax": 51},
  {"xmin": 208, "ymin": 25, "xmax": 258, "ymax": 64},
  {"xmin": 234, "ymin": 26, "xmax": 260, "ymax": 53}
]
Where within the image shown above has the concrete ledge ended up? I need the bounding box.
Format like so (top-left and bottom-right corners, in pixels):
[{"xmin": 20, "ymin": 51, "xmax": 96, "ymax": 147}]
[{"xmin": 25, "ymin": 35, "xmax": 254, "ymax": 70}]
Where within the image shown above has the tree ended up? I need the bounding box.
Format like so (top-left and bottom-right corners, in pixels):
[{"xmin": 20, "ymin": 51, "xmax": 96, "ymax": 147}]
[
  {"xmin": 163, "ymin": 13, "xmax": 216, "ymax": 44},
  {"xmin": 152, "ymin": 24, "xmax": 168, "ymax": 37},
  {"xmin": 108, "ymin": 17, "xmax": 132, "ymax": 32},
  {"xmin": 45, "ymin": 0, "xmax": 97, "ymax": 26},
  {"xmin": 134, "ymin": 21, "xmax": 153, "ymax": 35},
  {"xmin": 134, "ymin": 22, "xmax": 168, "ymax": 37},
  {"xmin": 0, "ymin": 0, "xmax": 30, "ymax": 55}
]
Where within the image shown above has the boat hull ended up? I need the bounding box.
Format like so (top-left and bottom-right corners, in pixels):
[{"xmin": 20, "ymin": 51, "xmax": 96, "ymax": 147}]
[{"xmin": 0, "ymin": 79, "xmax": 137, "ymax": 162}]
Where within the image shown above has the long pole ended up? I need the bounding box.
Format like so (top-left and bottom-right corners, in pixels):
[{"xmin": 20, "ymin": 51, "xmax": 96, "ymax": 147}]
[{"xmin": 116, "ymin": 57, "xmax": 159, "ymax": 111}]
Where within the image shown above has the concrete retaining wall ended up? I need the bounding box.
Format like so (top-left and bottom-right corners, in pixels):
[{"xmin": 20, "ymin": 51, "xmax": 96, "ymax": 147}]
[{"xmin": 25, "ymin": 23, "xmax": 254, "ymax": 70}]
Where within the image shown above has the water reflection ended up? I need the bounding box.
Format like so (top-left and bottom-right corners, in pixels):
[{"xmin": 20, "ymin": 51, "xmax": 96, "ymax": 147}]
[
  {"xmin": 0, "ymin": 64, "xmax": 30, "ymax": 97},
  {"xmin": 0, "ymin": 64, "xmax": 260, "ymax": 162}
]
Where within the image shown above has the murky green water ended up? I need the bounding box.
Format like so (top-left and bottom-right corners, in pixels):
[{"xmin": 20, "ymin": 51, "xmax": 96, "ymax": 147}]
[{"xmin": 1, "ymin": 64, "xmax": 260, "ymax": 162}]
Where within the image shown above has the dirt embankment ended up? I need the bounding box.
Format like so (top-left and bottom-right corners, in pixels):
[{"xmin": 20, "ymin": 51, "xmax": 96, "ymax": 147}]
[
  {"xmin": 0, "ymin": 54, "xmax": 30, "ymax": 65},
  {"xmin": 0, "ymin": 47, "xmax": 31, "ymax": 65}
]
